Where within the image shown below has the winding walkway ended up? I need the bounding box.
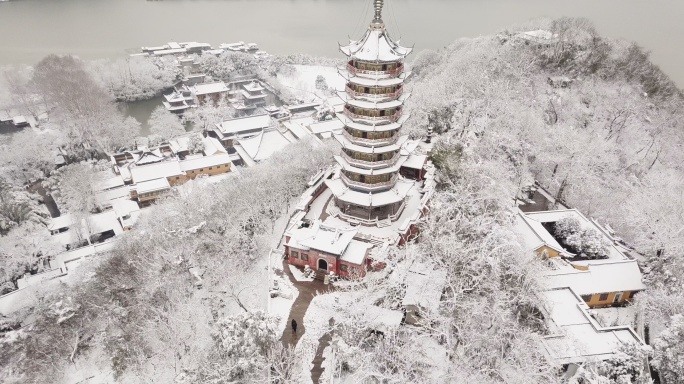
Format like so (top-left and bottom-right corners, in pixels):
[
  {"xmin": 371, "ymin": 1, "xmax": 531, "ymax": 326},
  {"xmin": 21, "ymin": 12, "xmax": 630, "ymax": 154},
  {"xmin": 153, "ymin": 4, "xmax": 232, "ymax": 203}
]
[{"xmin": 279, "ymin": 259, "xmax": 334, "ymax": 382}]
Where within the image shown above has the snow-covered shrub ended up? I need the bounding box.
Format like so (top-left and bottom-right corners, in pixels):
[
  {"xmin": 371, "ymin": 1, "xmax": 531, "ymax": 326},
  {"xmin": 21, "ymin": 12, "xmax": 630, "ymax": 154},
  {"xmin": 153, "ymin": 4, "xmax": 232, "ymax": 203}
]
[{"xmin": 303, "ymin": 265, "xmax": 315, "ymax": 278}]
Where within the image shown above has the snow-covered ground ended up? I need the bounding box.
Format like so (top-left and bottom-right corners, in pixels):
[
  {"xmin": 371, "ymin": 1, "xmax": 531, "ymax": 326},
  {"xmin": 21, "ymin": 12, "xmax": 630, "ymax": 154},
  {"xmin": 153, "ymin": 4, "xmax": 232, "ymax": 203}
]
[
  {"xmin": 590, "ymin": 305, "xmax": 638, "ymax": 328},
  {"xmin": 271, "ymin": 259, "xmax": 299, "ymax": 335},
  {"xmin": 289, "ymin": 264, "xmax": 314, "ymax": 282},
  {"xmin": 276, "ymin": 65, "xmax": 345, "ymax": 103}
]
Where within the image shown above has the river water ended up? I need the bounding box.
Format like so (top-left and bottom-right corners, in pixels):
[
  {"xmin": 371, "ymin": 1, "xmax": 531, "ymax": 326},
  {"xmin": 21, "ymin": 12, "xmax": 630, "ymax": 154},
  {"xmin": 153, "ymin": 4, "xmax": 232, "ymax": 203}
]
[{"xmin": 0, "ymin": 0, "xmax": 683, "ymax": 87}]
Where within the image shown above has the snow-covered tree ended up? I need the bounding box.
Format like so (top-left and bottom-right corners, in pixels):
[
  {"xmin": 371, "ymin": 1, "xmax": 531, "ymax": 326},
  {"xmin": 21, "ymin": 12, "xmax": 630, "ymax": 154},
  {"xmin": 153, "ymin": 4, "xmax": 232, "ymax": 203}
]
[
  {"xmin": 652, "ymin": 314, "xmax": 684, "ymax": 384},
  {"xmin": 89, "ymin": 56, "xmax": 179, "ymax": 101},
  {"xmin": 148, "ymin": 106, "xmax": 185, "ymax": 145},
  {"xmin": 201, "ymin": 311, "xmax": 277, "ymax": 382},
  {"xmin": 184, "ymin": 99, "xmax": 235, "ymax": 132}
]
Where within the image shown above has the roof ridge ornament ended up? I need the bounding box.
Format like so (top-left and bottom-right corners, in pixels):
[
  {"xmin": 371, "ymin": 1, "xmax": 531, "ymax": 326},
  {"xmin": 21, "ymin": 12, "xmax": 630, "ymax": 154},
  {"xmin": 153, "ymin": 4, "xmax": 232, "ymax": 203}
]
[{"xmin": 371, "ymin": 0, "xmax": 385, "ymax": 29}]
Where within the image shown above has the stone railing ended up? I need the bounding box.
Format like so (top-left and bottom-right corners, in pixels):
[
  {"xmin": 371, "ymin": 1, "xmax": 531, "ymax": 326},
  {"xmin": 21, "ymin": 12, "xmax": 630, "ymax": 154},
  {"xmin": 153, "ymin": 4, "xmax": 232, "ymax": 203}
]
[
  {"xmin": 345, "ymin": 85, "xmax": 403, "ymax": 100},
  {"xmin": 326, "ymin": 198, "xmax": 407, "ymax": 227},
  {"xmin": 340, "ymin": 172, "xmax": 397, "ymax": 191},
  {"xmin": 343, "ymin": 107, "xmax": 402, "ymax": 123},
  {"xmin": 341, "ymin": 151, "xmax": 399, "ymax": 168},
  {"xmin": 346, "ymin": 63, "xmax": 404, "ymax": 77},
  {"xmin": 341, "ymin": 129, "xmax": 399, "ymax": 146}
]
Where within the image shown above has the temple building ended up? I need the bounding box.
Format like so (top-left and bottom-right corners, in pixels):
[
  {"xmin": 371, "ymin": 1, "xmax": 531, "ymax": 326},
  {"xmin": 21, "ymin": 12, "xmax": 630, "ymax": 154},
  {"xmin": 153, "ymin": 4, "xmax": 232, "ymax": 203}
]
[
  {"xmin": 326, "ymin": 0, "xmax": 414, "ymax": 224},
  {"xmin": 284, "ymin": 0, "xmax": 435, "ymax": 279}
]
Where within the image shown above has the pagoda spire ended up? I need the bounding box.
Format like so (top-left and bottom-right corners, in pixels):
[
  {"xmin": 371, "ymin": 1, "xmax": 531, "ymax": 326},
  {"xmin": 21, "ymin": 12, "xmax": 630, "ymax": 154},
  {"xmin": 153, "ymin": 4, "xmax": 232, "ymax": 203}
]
[
  {"xmin": 374, "ymin": 0, "xmax": 384, "ymax": 22},
  {"xmin": 371, "ymin": 0, "xmax": 385, "ymax": 28}
]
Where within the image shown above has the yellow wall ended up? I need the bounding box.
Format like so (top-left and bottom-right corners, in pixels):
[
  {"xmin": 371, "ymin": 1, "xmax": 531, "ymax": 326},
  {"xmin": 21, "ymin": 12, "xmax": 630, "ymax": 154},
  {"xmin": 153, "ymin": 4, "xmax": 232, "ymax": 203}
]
[
  {"xmin": 183, "ymin": 163, "xmax": 231, "ymax": 180},
  {"xmin": 581, "ymin": 291, "xmax": 637, "ymax": 308},
  {"xmin": 535, "ymin": 246, "xmax": 560, "ymax": 258}
]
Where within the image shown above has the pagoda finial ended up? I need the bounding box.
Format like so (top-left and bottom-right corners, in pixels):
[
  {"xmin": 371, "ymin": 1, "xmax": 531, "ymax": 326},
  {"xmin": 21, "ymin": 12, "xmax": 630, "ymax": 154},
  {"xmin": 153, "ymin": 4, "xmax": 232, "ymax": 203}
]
[
  {"xmin": 374, "ymin": 0, "xmax": 384, "ymax": 21},
  {"xmin": 371, "ymin": 0, "xmax": 385, "ymax": 28}
]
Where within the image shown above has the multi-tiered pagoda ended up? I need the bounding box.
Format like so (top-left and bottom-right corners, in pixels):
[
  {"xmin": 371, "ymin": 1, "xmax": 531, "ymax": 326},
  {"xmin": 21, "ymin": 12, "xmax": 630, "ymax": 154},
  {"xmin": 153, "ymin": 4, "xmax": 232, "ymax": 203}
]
[{"xmin": 325, "ymin": 0, "xmax": 414, "ymax": 224}]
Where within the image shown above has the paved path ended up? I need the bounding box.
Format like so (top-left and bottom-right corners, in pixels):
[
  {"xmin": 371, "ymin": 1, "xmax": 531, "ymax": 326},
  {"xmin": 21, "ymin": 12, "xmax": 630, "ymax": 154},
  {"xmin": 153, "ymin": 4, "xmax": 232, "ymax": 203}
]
[{"xmin": 279, "ymin": 259, "xmax": 334, "ymax": 382}]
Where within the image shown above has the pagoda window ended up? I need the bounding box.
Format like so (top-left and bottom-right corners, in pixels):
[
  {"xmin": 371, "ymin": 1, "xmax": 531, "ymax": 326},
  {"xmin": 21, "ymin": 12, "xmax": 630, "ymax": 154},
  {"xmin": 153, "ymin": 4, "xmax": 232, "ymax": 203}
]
[
  {"xmin": 364, "ymin": 87, "xmax": 370, "ymax": 93},
  {"xmin": 382, "ymin": 64, "xmax": 388, "ymax": 71}
]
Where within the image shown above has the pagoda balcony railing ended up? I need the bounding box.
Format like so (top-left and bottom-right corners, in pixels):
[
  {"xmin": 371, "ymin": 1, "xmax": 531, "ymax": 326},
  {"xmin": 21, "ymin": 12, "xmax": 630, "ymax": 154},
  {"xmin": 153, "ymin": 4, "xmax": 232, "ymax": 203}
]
[
  {"xmin": 345, "ymin": 85, "xmax": 403, "ymax": 100},
  {"xmin": 341, "ymin": 151, "xmax": 400, "ymax": 168},
  {"xmin": 326, "ymin": 198, "xmax": 407, "ymax": 227},
  {"xmin": 346, "ymin": 63, "xmax": 404, "ymax": 77},
  {"xmin": 340, "ymin": 172, "xmax": 398, "ymax": 192},
  {"xmin": 342, "ymin": 129, "xmax": 399, "ymax": 146},
  {"xmin": 343, "ymin": 106, "xmax": 402, "ymax": 123}
]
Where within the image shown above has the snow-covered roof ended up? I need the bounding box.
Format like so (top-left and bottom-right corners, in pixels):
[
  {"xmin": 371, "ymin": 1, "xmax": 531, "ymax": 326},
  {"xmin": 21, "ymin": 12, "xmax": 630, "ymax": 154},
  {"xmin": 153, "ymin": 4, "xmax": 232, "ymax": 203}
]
[
  {"xmin": 402, "ymin": 263, "xmax": 446, "ymax": 311},
  {"xmin": 338, "ymin": 113, "xmax": 406, "ymax": 132},
  {"xmin": 523, "ymin": 209, "xmax": 627, "ymax": 261},
  {"xmin": 48, "ymin": 214, "xmax": 74, "ymax": 231},
  {"xmin": 191, "ymin": 82, "xmax": 228, "ymax": 95},
  {"xmin": 130, "ymin": 161, "xmax": 184, "ymax": 183},
  {"xmin": 325, "ymin": 177, "xmax": 414, "ymax": 207},
  {"xmin": 179, "ymin": 154, "xmax": 232, "ymax": 172},
  {"xmin": 336, "ymin": 132, "xmax": 407, "ymax": 154},
  {"xmin": 242, "ymin": 81, "xmax": 265, "ymax": 93},
  {"xmin": 346, "ymin": 72, "xmax": 410, "ymax": 87},
  {"xmin": 216, "ymin": 114, "xmax": 272, "ymax": 136},
  {"xmin": 282, "ymin": 120, "xmax": 312, "ymax": 140},
  {"xmin": 239, "ymin": 89, "xmax": 267, "ymax": 100},
  {"xmin": 135, "ymin": 148, "xmax": 165, "ymax": 166},
  {"xmin": 111, "ymin": 199, "xmax": 140, "ymax": 218},
  {"xmin": 154, "ymin": 48, "xmax": 187, "ymax": 56},
  {"xmin": 94, "ymin": 174, "xmax": 124, "ymax": 192},
  {"xmin": 237, "ymin": 129, "xmax": 291, "ymax": 162},
  {"xmin": 335, "ymin": 155, "xmax": 405, "ymax": 176},
  {"xmin": 514, "ymin": 211, "xmax": 566, "ymax": 255},
  {"xmin": 203, "ymin": 136, "xmax": 228, "ymax": 156},
  {"xmin": 308, "ymin": 119, "xmax": 345, "ymax": 135},
  {"xmin": 340, "ymin": 28, "xmax": 413, "ymax": 62},
  {"xmin": 168, "ymin": 137, "xmax": 191, "ymax": 154},
  {"xmin": 95, "ymin": 186, "xmax": 132, "ymax": 207},
  {"xmin": 135, "ymin": 178, "xmax": 171, "ymax": 194},
  {"xmin": 164, "ymin": 91, "xmax": 186, "ymax": 103},
  {"xmin": 541, "ymin": 288, "xmax": 644, "ymax": 364},
  {"xmin": 88, "ymin": 210, "xmax": 125, "ymax": 236},
  {"xmin": 287, "ymin": 220, "xmax": 358, "ymax": 256},
  {"xmin": 340, "ymin": 239, "xmax": 373, "ymax": 265},
  {"xmin": 544, "ymin": 260, "xmax": 646, "ymax": 295},
  {"xmin": 338, "ymin": 92, "xmax": 410, "ymax": 109},
  {"xmin": 182, "ymin": 42, "xmax": 211, "ymax": 49},
  {"xmin": 402, "ymin": 154, "xmax": 427, "ymax": 170}
]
